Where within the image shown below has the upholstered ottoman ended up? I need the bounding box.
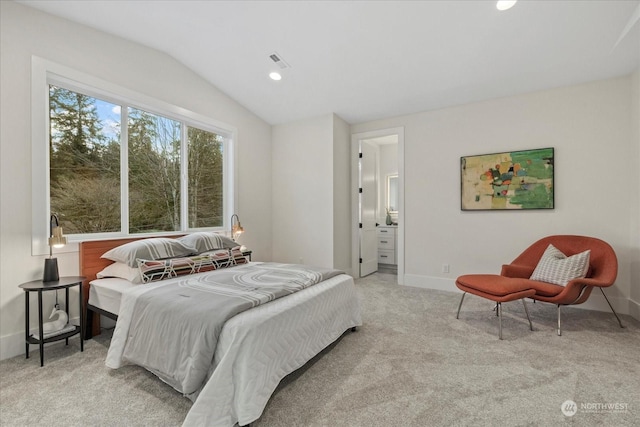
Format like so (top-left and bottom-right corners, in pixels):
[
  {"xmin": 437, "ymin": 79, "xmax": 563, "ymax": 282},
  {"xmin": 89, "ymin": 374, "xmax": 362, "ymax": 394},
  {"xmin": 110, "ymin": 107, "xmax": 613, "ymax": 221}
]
[{"xmin": 455, "ymin": 274, "xmax": 535, "ymax": 339}]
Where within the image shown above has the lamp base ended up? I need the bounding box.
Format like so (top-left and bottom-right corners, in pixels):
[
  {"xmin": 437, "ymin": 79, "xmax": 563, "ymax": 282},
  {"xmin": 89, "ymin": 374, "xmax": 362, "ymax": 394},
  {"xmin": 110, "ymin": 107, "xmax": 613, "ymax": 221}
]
[{"xmin": 43, "ymin": 258, "xmax": 59, "ymax": 282}]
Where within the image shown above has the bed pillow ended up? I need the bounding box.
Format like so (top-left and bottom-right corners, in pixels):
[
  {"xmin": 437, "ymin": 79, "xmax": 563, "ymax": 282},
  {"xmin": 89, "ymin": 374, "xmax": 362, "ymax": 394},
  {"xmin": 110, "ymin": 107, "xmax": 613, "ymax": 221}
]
[
  {"xmin": 101, "ymin": 238, "xmax": 196, "ymax": 268},
  {"xmin": 178, "ymin": 232, "xmax": 237, "ymax": 254},
  {"xmin": 137, "ymin": 249, "xmax": 249, "ymax": 284},
  {"xmin": 202, "ymin": 247, "xmax": 250, "ymax": 268},
  {"xmin": 137, "ymin": 257, "xmax": 205, "ymax": 284},
  {"xmin": 530, "ymin": 244, "xmax": 590, "ymax": 286},
  {"xmin": 96, "ymin": 262, "xmax": 142, "ymax": 284}
]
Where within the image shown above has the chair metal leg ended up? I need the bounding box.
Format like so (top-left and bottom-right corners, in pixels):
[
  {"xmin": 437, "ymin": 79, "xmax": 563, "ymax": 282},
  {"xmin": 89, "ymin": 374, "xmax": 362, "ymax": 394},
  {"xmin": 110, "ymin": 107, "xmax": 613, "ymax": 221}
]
[
  {"xmin": 456, "ymin": 292, "xmax": 466, "ymax": 319},
  {"xmin": 522, "ymin": 298, "xmax": 533, "ymax": 331},
  {"xmin": 498, "ymin": 302, "xmax": 503, "ymax": 340},
  {"xmin": 600, "ymin": 288, "xmax": 625, "ymax": 328},
  {"xmin": 557, "ymin": 305, "xmax": 562, "ymax": 336}
]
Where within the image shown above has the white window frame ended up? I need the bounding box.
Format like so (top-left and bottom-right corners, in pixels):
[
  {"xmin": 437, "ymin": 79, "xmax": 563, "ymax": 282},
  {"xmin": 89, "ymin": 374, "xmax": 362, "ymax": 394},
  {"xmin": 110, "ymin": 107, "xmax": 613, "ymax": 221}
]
[{"xmin": 31, "ymin": 57, "xmax": 237, "ymax": 255}]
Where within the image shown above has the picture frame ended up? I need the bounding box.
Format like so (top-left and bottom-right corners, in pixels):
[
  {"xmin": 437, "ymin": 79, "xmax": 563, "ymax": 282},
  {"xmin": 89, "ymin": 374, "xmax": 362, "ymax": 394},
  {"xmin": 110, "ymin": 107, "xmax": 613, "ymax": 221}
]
[{"xmin": 460, "ymin": 147, "xmax": 554, "ymax": 211}]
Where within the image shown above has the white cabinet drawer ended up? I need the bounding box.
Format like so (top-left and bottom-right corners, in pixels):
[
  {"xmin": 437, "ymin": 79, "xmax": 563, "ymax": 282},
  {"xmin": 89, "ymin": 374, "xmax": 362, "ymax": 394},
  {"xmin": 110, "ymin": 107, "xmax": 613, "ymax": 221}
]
[
  {"xmin": 377, "ymin": 226, "xmax": 397, "ymax": 265},
  {"xmin": 377, "ymin": 227, "xmax": 394, "ymax": 236},
  {"xmin": 378, "ymin": 237, "xmax": 395, "ymax": 250},
  {"xmin": 378, "ymin": 249, "xmax": 395, "ymax": 264}
]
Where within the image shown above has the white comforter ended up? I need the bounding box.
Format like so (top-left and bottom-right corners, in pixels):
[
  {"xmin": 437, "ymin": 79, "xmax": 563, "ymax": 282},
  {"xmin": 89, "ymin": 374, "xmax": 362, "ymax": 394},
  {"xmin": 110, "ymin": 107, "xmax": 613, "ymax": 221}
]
[{"xmin": 107, "ymin": 267, "xmax": 361, "ymax": 426}]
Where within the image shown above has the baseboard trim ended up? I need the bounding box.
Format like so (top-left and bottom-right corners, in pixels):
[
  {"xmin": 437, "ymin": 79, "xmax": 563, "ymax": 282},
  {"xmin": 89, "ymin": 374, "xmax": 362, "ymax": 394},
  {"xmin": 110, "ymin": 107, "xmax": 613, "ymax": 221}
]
[
  {"xmin": 629, "ymin": 297, "xmax": 640, "ymax": 321},
  {"xmin": 0, "ymin": 316, "xmax": 81, "ymax": 361},
  {"xmin": 401, "ymin": 274, "xmax": 635, "ymax": 319},
  {"xmin": 0, "ymin": 330, "xmax": 25, "ymax": 361},
  {"xmin": 403, "ymin": 274, "xmax": 456, "ymax": 292}
]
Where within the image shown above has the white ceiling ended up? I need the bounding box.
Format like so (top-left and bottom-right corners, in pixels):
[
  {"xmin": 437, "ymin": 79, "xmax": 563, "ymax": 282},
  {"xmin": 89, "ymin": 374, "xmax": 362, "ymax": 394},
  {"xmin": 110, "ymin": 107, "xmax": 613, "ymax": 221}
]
[{"xmin": 18, "ymin": 0, "xmax": 640, "ymax": 125}]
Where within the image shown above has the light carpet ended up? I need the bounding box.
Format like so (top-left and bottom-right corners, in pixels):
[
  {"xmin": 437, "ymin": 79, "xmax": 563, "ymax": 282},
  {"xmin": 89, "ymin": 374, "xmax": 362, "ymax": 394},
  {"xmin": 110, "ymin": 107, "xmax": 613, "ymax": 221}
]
[{"xmin": 1, "ymin": 272, "xmax": 638, "ymax": 426}]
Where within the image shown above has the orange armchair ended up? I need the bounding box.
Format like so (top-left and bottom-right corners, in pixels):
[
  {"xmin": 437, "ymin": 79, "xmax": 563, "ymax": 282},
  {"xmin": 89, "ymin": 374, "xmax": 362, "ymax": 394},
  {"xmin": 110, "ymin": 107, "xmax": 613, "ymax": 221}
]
[{"xmin": 501, "ymin": 235, "xmax": 624, "ymax": 335}]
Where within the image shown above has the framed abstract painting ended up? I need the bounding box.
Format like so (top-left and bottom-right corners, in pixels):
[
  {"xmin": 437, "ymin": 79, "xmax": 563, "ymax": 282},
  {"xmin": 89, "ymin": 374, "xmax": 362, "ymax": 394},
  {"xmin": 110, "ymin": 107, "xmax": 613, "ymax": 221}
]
[{"xmin": 460, "ymin": 147, "xmax": 554, "ymax": 211}]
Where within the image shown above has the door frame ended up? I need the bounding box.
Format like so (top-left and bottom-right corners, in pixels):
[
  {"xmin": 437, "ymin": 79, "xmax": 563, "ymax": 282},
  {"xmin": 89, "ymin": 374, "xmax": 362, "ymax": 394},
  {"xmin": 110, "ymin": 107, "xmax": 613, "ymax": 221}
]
[{"xmin": 351, "ymin": 127, "xmax": 405, "ymax": 284}]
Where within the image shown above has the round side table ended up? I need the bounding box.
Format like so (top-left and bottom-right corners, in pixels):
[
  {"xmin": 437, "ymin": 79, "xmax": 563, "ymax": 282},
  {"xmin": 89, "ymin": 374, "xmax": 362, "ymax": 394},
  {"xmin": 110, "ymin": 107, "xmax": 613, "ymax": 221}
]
[{"xmin": 19, "ymin": 276, "xmax": 85, "ymax": 366}]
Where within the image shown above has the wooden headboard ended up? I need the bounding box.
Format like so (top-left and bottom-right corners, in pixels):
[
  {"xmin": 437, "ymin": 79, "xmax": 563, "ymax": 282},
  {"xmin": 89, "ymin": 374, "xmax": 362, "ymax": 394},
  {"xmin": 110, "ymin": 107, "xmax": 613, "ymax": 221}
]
[{"xmin": 80, "ymin": 235, "xmax": 184, "ymax": 336}]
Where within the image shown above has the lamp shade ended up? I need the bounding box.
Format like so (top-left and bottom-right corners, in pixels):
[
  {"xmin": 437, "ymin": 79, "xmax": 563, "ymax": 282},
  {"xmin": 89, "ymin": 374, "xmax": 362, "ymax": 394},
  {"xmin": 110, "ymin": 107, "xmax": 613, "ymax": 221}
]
[
  {"xmin": 231, "ymin": 214, "xmax": 244, "ymax": 241},
  {"xmin": 48, "ymin": 226, "xmax": 67, "ymax": 248}
]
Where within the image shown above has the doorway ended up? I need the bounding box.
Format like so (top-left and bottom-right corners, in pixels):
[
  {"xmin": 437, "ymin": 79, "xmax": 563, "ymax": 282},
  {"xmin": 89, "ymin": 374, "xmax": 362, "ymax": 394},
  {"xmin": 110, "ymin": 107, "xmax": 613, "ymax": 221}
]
[{"xmin": 351, "ymin": 127, "xmax": 404, "ymax": 284}]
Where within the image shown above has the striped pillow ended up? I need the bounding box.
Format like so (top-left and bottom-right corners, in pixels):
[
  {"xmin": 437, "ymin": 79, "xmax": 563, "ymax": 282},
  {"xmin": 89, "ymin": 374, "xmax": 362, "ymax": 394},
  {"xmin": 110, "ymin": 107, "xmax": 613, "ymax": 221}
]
[
  {"xmin": 102, "ymin": 238, "xmax": 196, "ymax": 267},
  {"xmin": 204, "ymin": 247, "xmax": 249, "ymax": 269},
  {"xmin": 137, "ymin": 255, "xmax": 215, "ymax": 284},
  {"xmin": 530, "ymin": 244, "xmax": 590, "ymax": 286},
  {"xmin": 178, "ymin": 232, "xmax": 237, "ymax": 254},
  {"xmin": 137, "ymin": 249, "xmax": 249, "ymax": 284}
]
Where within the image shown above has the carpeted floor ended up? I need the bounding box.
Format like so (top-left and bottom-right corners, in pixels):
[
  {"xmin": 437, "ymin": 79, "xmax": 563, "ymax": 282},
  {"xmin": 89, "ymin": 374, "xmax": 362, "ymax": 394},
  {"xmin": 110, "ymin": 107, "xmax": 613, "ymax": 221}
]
[{"xmin": 1, "ymin": 272, "xmax": 639, "ymax": 426}]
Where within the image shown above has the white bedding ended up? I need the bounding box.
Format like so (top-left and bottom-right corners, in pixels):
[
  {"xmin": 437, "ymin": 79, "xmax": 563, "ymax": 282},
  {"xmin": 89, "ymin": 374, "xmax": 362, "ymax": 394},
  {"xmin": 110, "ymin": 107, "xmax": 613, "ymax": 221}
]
[
  {"xmin": 100, "ymin": 266, "xmax": 361, "ymax": 426},
  {"xmin": 88, "ymin": 277, "xmax": 134, "ymax": 315}
]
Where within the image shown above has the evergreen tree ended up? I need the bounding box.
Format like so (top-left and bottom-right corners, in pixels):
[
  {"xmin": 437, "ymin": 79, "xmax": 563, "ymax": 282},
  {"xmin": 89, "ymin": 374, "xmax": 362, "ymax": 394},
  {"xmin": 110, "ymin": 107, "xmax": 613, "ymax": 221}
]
[
  {"xmin": 49, "ymin": 86, "xmax": 121, "ymax": 233},
  {"xmin": 49, "ymin": 86, "xmax": 105, "ymax": 183}
]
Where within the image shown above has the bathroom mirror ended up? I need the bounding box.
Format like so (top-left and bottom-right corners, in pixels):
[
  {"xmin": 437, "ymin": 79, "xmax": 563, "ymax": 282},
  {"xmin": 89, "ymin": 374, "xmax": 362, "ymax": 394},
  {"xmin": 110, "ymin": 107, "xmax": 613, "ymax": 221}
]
[{"xmin": 387, "ymin": 174, "xmax": 398, "ymax": 214}]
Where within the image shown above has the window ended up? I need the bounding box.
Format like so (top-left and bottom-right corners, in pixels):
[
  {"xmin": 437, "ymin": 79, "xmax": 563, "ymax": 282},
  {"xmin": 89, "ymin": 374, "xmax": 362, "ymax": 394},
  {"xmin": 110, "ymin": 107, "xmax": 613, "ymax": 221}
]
[
  {"xmin": 33, "ymin": 59, "xmax": 235, "ymax": 253},
  {"xmin": 187, "ymin": 127, "xmax": 225, "ymax": 228},
  {"xmin": 49, "ymin": 86, "xmax": 122, "ymax": 233},
  {"xmin": 48, "ymin": 84, "xmax": 231, "ymax": 238}
]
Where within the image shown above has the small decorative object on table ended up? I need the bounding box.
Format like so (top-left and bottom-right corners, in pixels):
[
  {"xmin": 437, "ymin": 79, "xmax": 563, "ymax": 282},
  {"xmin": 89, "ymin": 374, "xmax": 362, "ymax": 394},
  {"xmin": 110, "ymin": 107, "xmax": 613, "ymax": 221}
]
[
  {"xmin": 385, "ymin": 208, "xmax": 393, "ymax": 225},
  {"xmin": 42, "ymin": 305, "xmax": 69, "ymax": 333}
]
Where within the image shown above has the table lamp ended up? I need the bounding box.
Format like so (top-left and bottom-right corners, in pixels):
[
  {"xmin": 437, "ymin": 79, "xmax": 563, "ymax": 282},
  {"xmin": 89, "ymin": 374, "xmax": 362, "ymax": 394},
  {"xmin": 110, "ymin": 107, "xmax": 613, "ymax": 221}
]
[
  {"xmin": 231, "ymin": 214, "xmax": 244, "ymax": 241},
  {"xmin": 43, "ymin": 214, "xmax": 67, "ymax": 282}
]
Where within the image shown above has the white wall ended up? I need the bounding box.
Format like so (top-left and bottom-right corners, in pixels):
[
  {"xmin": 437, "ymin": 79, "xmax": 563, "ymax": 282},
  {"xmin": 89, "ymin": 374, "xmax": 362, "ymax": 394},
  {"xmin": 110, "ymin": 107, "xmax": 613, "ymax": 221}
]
[
  {"xmin": 272, "ymin": 113, "xmax": 352, "ymax": 272},
  {"xmin": 0, "ymin": 1, "xmax": 272, "ymax": 359},
  {"xmin": 272, "ymin": 115, "xmax": 334, "ymax": 267},
  {"xmin": 352, "ymin": 75, "xmax": 639, "ymax": 319},
  {"xmin": 333, "ymin": 114, "xmax": 352, "ymax": 273}
]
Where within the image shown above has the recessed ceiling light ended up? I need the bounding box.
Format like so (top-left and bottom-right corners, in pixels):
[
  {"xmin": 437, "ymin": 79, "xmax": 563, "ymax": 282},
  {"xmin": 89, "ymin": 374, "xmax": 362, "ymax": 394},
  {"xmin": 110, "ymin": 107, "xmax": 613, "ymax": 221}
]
[
  {"xmin": 269, "ymin": 72, "xmax": 282, "ymax": 81},
  {"xmin": 496, "ymin": 0, "xmax": 517, "ymax": 11}
]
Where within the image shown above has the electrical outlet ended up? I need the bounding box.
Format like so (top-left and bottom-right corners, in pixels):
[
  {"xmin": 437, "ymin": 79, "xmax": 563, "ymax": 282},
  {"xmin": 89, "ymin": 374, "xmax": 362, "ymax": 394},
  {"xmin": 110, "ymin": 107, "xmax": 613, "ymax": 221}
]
[{"xmin": 442, "ymin": 264, "xmax": 450, "ymax": 274}]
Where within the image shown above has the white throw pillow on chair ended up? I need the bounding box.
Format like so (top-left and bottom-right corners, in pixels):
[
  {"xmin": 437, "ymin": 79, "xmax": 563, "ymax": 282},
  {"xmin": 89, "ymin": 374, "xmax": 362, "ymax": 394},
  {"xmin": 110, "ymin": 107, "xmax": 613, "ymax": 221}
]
[{"xmin": 530, "ymin": 244, "xmax": 590, "ymax": 286}]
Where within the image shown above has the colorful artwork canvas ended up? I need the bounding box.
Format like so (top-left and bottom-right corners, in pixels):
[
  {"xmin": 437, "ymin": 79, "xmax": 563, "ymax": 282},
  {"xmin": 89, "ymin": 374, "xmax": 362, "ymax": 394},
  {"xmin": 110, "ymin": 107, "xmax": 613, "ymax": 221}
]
[{"xmin": 461, "ymin": 148, "xmax": 554, "ymax": 210}]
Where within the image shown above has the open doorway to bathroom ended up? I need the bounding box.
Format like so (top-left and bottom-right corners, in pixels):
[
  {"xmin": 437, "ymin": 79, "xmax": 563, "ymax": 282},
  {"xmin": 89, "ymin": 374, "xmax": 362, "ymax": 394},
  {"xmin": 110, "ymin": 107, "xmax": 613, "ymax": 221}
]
[
  {"xmin": 351, "ymin": 127, "xmax": 404, "ymax": 284},
  {"xmin": 376, "ymin": 137, "xmax": 399, "ymax": 275}
]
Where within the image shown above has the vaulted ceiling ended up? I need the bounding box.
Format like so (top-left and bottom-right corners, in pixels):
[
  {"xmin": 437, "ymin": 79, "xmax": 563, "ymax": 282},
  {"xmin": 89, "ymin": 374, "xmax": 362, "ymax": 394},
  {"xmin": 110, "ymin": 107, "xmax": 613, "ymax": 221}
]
[{"xmin": 19, "ymin": 0, "xmax": 640, "ymax": 125}]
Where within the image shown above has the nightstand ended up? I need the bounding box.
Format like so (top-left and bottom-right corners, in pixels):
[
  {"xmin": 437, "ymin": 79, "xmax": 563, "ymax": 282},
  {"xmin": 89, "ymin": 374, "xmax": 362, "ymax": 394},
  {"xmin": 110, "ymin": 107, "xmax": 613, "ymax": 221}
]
[{"xmin": 19, "ymin": 276, "xmax": 85, "ymax": 366}]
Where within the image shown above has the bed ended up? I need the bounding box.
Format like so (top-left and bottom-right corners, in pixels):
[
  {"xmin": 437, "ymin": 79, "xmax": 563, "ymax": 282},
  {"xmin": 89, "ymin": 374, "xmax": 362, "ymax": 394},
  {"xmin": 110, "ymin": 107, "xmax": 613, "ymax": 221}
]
[{"xmin": 79, "ymin": 235, "xmax": 362, "ymax": 426}]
